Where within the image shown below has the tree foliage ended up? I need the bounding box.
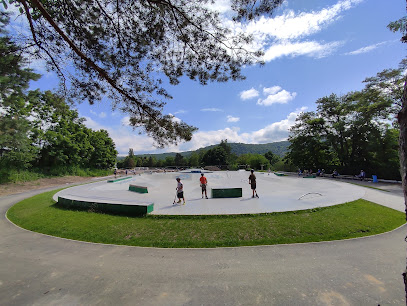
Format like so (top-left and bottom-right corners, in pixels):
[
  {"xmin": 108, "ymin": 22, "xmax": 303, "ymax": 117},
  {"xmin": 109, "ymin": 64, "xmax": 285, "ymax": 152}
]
[
  {"xmin": 1, "ymin": 0, "xmax": 284, "ymax": 147},
  {"xmin": 264, "ymin": 151, "xmax": 279, "ymax": 166},
  {"xmin": 1, "ymin": 14, "xmax": 117, "ymax": 176},
  {"xmin": 286, "ymin": 62, "xmax": 401, "ymax": 179},
  {"xmin": 118, "ymin": 139, "xmax": 277, "ymax": 170}
]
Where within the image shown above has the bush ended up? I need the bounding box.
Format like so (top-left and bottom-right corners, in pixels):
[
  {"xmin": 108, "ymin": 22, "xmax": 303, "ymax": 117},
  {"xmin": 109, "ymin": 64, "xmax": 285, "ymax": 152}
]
[
  {"xmin": 0, "ymin": 167, "xmax": 112, "ymax": 184},
  {"xmin": 0, "ymin": 169, "xmax": 45, "ymax": 184},
  {"xmin": 273, "ymin": 160, "xmax": 296, "ymax": 172}
]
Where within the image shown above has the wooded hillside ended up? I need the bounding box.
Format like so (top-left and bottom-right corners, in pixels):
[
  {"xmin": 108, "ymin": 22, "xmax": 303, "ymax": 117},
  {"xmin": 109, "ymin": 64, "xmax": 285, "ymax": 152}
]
[{"xmin": 129, "ymin": 141, "xmax": 290, "ymax": 161}]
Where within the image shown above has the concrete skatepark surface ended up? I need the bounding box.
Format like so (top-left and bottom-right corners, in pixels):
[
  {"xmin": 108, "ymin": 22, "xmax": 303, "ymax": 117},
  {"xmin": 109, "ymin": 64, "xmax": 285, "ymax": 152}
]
[
  {"xmin": 1, "ymin": 177, "xmax": 406, "ymax": 305},
  {"xmin": 54, "ymin": 171, "xmax": 366, "ymax": 215}
]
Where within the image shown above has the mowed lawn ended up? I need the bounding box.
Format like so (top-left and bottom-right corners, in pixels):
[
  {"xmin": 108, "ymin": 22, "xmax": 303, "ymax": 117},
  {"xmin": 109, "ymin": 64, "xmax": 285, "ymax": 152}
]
[{"xmin": 7, "ymin": 189, "xmax": 406, "ymax": 248}]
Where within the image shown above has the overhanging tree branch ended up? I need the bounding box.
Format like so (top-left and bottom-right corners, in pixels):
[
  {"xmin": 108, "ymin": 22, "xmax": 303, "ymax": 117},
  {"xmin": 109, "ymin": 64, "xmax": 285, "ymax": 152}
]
[
  {"xmin": 21, "ymin": 0, "xmax": 66, "ymax": 88},
  {"xmin": 26, "ymin": 0, "xmax": 161, "ymax": 125}
]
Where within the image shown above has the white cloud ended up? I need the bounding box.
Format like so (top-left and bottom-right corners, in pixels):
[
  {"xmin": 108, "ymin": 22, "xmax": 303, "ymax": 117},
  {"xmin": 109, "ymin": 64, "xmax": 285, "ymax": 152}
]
[
  {"xmin": 83, "ymin": 107, "xmax": 308, "ymax": 155},
  {"xmin": 169, "ymin": 113, "xmax": 182, "ymax": 123},
  {"xmin": 111, "ymin": 130, "xmax": 155, "ymax": 155},
  {"xmin": 83, "ymin": 116, "xmax": 105, "ymax": 130},
  {"xmin": 246, "ymin": 85, "xmax": 297, "ymax": 106},
  {"xmin": 177, "ymin": 127, "xmax": 251, "ymax": 151},
  {"xmin": 174, "ymin": 109, "xmax": 187, "ymax": 114},
  {"xmin": 263, "ymin": 86, "xmax": 282, "ymax": 95},
  {"xmin": 244, "ymin": 0, "xmax": 364, "ymax": 41},
  {"xmin": 121, "ymin": 116, "xmax": 131, "ymax": 126},
  {"xmin": 208, "ymin": 0, "xmax": 232, "ymax": 14},
  {"xmin": 240, "ymin": 88, "xmax": 259, "ymax": 100},
  {"xmin": 83, "ymin": 116, "xmax": 157, "ymax": 154},
  {"xmin": 257, "ymin": 89, "xmax": 297, "ymax": 106},
  {"xmin": 227, "ymin": 115, "xmax": 240, "ymax": 123},
  {"xmin": 175, "ymin": 107, "xmax": 308, "ymax": 152},
  {"xmin": 263, "ymin": 40, "xmax": 343, "ymax": 62},
  {"xmin": 344, "ymin": 41, "xmax": 390, "ymax": 55},
  {"xmin": 90, "ymin": 110, "xmax": 107, "ymax": 118},
  {"xmin": 221, "ymin": 0, "xmax": 363, "ymax": 61},
  {"xmin": 250, "ymin": 107, "xmax": 307, "ymax": 143},
  {"xmin": 201, "ymin": 108, "xmax": 223, "ymax": 112}
]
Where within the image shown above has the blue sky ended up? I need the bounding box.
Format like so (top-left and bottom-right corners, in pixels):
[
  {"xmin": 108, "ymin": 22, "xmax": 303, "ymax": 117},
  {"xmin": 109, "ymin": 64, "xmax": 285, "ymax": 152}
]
[{"xmin": 12, "ymin": 0, "xmax": 407, "ymax": 155}]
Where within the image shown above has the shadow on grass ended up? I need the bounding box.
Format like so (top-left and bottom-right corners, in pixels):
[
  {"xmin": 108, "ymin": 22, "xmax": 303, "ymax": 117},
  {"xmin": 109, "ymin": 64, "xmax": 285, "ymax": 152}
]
[
  {"xmin": 50, "ymin": 201, "xmax": 327, "ymax": 220},
  {"xmin": 50, "ymin": 202, "xmax": 149, "ymax": 218}
]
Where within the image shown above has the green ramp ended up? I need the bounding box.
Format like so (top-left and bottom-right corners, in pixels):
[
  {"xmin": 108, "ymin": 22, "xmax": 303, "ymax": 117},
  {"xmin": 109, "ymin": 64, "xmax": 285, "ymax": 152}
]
[
  {"xmin": 107, "ymin": 176, "xmax": 132, "ymax": 183},
  {"xmin": 57, "ymin": 196, "xmax": 154, "ymax": 215}
]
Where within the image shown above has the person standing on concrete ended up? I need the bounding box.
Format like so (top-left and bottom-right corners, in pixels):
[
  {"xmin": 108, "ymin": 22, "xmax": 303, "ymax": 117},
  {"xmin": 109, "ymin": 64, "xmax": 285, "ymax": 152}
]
[
  {"xmin": 200, "ymin": 173, "xmax": 208, "ymax": 199},
  {"xmin": 176, "ymin": 177, "xmax": 186, "ymax": 205},
  {"xmin": 249, "ymin": 169, "xmax": 259, "ymax": 198}
]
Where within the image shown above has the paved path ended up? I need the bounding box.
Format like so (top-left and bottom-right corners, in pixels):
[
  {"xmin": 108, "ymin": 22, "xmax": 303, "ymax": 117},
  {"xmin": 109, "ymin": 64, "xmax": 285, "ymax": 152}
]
[{"xmin": 0, "ymin": 183, "xmax": 406, "ymax": 305}]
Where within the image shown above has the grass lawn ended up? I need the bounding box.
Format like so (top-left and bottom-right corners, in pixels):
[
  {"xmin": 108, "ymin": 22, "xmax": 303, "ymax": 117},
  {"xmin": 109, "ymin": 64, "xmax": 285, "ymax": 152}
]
[{"xmin": 7, "ymin": 189, "xmax": 405, "ymax": 248}]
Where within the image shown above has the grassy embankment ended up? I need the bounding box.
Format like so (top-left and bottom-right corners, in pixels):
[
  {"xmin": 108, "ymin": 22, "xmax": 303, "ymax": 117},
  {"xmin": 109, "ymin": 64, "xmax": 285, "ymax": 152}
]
[
  {"xmin": 7, "ymin": 189, "xmax": 405, "ymax": 248},
  {"xmin": 0, "ymin": 167, "xmax": 112, "ymax": 184}
]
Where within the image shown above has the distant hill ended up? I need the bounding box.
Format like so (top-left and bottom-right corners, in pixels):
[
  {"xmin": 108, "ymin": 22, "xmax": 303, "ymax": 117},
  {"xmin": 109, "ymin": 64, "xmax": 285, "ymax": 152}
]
[{"xmin": 133, "ymin": 141, "xmax": 290, "ymax": 160}]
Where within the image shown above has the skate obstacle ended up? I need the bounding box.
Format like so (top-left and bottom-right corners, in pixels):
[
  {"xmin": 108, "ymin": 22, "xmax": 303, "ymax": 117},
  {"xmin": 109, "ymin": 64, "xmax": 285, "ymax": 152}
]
[
  {"xmin": 129, "ymin": 184, "xmax": 148, "ymax": 193},
  {"xmin": 211, "ymin": 187, "xmax": 242, "ymax": 198},
  {"xmin": 57, "ymin": 195, "xmax": 154, "ymax": 215},
  {"xmin": 107, "ymin": 176, "xmax": 132, "ymax": 183}
]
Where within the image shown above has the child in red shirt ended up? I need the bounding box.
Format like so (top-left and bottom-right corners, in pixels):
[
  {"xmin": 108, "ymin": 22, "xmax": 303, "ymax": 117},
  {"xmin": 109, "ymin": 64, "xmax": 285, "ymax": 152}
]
[{"xmin": 199, "ymin": 173, "xmax": 208, "ymax": 199}]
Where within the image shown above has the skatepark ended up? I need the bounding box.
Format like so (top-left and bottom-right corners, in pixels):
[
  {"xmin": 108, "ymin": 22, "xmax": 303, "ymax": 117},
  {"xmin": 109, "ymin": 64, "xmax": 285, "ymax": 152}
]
[
  {"xmin": 53, "ymin": 170, "xmax": 366, "ymax": 216},
  {"xmin": 1, "ymin": 173, "xmax": 406, "ymax": 304}
]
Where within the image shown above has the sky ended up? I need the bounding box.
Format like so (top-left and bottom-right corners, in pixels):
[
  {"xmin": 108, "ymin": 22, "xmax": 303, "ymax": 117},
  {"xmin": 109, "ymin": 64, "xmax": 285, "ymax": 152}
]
[{"xmin": 10, "ymin": 0, "xmax": 407, "ymax": 156}]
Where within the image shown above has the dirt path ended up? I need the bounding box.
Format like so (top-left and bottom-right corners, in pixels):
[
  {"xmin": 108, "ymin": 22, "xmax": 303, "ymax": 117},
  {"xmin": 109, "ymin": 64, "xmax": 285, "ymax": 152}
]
[{"xmin": 0, "ymin": 176, "xmax": 97, "ymax": 197}]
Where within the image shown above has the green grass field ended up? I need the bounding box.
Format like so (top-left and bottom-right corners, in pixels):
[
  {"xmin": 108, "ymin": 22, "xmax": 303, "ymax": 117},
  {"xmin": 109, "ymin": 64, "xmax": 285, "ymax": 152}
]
[{"xmin": 6, "ymin": 189, "xmax": 405, "ymax": 248}]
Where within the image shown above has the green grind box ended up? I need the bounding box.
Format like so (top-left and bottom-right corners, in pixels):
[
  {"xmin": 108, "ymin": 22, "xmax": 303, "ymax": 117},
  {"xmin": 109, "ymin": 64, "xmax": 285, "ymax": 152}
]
[
  {"xmin": 211, "ymin": 188, "xmax": 242, "ymax": 198},
  {"xmin": 129, "ymin": 185, "xmax": 148, "ymax": 193}
]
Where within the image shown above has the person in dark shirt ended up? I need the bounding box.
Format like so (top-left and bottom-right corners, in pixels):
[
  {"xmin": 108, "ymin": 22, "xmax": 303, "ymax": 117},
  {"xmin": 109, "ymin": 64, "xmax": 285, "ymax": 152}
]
[{"xmin": 248, "ymin": 169, "xmax": 259, "ymax": 198}]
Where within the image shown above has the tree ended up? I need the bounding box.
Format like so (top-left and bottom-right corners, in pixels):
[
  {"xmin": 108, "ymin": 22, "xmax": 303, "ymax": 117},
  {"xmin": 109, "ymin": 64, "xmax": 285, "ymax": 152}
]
[
  {"xmin": 248, "ymin": 154, "xmax": 270, "ymax": 170},
  {"xmin": 174, "ymin": 153, "xmax": 184, "ymax": 166},
  {"xmin": 219, "ymin": 139, "xmax": 231, "ymax": 157},
  {"xmin": 2, "ymin": 0, "xmax": 284, "ymax": 147},
  {"xmin": 264, "ymin": 151, "xmax": 279, "ymax": 166},
  {"xmin": 123, "ymin": 156, "xmax": 135, "ymax": 168},
  {"xmin": 88, "ymin": 129, "xmax": 117, "ymax": 168},
  {"xmin": 286, "ymin": 83, "xmax": 398, "ymax": 178},
  {"xmin": 148, "ymin": 156, "xmax": 157, "ymax": 167},
  {"xmin": 188, "ymin": 152, "xmax": 200, "ymax": 167},
  {"xmin": 202, "ymin": 146, "xmax": 227, "ymax": 166},
  {"xmin": 0, "ymin": 12, "xmax": 40, "ymax": 170},
  {"xmin": 38, "ymin": 109, "xmax": 93, "ymax": 168},
  {"xmin": 1, "ymin": 11, "xmax": 118, "ymax": 176},
  {"xmin": 363, "ymin": 59, "xmax": 406, "ymax": 119},
  {"xmin": 387, "ymin": 9, "xmax": 407, "ymax": 298},
  {"xmin": 286, "ymin": 111, "xmax": 332, "ymax": 171},
  {"xmin": 235, "ymin": 153, "xmax": 269, "ymax": 170},
  {"xmin": 164, "ymin": 156, "xmax": 175, "ymax": 167}
]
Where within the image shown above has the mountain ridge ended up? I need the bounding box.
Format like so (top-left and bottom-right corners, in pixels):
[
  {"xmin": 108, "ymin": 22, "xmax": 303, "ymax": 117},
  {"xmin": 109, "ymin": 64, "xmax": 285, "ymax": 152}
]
[{"xmin": 129, "ymin": 141, "xmax": 290, "ymax": 160}]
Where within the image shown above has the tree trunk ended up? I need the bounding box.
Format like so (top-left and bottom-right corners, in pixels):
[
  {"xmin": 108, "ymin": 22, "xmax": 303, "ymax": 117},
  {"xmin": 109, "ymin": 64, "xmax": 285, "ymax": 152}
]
[{"xmin": 400, "ymin": 74, "xmax": 407, "ymax": 304}]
